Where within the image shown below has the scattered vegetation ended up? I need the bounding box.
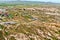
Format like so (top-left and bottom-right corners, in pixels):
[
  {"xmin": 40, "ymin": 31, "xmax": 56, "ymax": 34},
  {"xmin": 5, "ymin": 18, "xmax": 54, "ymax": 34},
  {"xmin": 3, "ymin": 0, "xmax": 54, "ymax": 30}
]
[{"xmin": 0, "ymin": 3, "xmax": 60, "ymax": 40}]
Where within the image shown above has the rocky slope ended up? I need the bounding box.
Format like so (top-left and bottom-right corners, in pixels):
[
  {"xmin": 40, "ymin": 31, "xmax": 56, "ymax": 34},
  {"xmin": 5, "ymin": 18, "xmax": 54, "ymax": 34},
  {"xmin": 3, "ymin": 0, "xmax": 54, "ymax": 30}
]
[{"xmin": 0, "ymin": 6, "xmax": 60, "ymax": 40}]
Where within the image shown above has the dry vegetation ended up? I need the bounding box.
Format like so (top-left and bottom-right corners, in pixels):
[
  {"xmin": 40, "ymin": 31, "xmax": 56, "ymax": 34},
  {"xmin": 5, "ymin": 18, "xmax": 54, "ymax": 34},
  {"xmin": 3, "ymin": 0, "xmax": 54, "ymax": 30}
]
[{"xmin": 0, "ymin": 5, "xmax": 60, "ymax": 40}]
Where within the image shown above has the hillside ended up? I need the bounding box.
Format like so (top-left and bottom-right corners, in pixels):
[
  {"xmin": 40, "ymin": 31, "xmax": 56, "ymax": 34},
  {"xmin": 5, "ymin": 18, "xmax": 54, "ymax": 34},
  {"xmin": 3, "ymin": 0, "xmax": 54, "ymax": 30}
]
[{"xmin": 0, "ymin": 3, "xmax": 60, "ymax": 40}]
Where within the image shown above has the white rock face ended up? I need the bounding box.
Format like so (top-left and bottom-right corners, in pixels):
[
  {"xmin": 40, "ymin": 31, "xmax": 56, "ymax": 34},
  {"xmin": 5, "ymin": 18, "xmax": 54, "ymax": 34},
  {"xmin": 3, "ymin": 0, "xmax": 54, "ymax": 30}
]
[
  {"xmin": 0, "ymin": 9, "xmax": 6, "ymax": 13},
  {"xmin": 0, "ymin": 21, "xmax": 16, "ymax": 25},
  {"xmin": 45, "ymin": 12, "xmax": 60, "ymax": 16}
]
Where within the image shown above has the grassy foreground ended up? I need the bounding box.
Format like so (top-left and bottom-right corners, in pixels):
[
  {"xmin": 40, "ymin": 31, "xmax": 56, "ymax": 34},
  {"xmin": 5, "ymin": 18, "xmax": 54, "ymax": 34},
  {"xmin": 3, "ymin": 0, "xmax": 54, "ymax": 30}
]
[{"xmin": 0, "ymin": 4, "xmax": 60, "ymax": 40}]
